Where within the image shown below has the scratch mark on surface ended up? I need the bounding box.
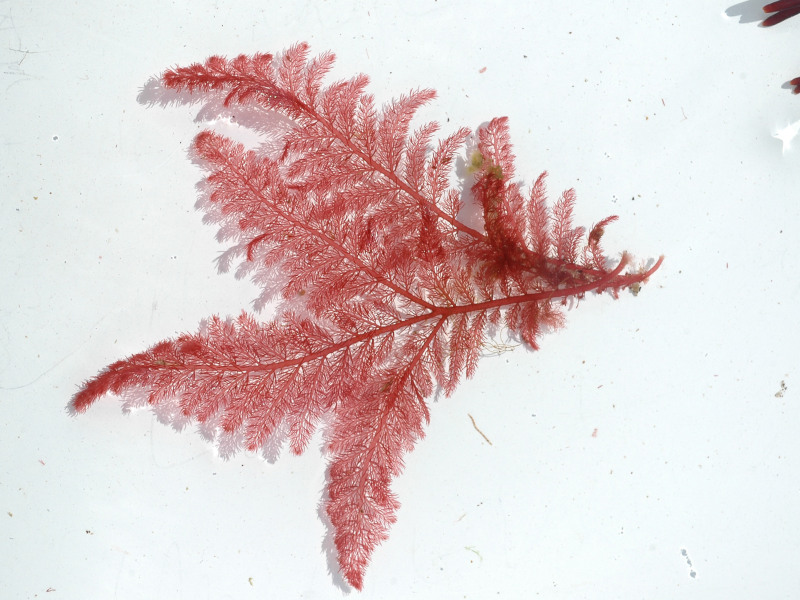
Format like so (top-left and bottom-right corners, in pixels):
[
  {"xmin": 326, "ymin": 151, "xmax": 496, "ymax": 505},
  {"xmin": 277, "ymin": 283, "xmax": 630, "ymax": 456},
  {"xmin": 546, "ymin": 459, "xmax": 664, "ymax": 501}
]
[
  {"xmin": 0, "ymin": 313, "xmax": 111, "ymax": 390},
  {"xmin": 468, "ymin": 413, "xmax": 492, "ymax": 445}
]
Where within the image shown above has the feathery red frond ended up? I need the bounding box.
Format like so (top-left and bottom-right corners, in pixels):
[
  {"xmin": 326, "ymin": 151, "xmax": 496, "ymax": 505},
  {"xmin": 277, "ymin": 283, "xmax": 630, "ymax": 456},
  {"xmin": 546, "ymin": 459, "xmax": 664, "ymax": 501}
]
[
  {"xmin": 74, "ymin": 44, "xmax": 662, "ymax": 590},
  {"xmin": 759, "ymin": 3, "xmax": 800, "ymax": 93}
]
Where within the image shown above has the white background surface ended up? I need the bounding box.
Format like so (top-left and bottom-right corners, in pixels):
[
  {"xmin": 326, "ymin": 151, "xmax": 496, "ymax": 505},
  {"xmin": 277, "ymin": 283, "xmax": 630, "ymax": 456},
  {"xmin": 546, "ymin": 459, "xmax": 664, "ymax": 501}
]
[{"xmin": 2, "ymin": 0, "xmax": 799, "ymax": 598}]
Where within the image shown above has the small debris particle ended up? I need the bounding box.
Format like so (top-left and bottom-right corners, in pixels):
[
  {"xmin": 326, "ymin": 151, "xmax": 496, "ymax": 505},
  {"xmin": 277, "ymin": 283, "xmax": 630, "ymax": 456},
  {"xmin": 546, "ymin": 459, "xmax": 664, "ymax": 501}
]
[
  {"xmin": 468, "ymin": 413, "xmax": 492, "ymax": 445},
  {"xmin": 681, "ymin": 548, "xmax": 697, "ymax": 579},
  {"xmin": 478, "ymin": 66, "xmax": 487, "ymax": 74},
  {"xmin": 591, "ymin": 428, "xmax": 598, "ymax": 438},
  {"xmin": 464, "ymin": 546, "xmax": 483, "ymax": 562},
  {"xmin": 775, "ymin": 380, "xmax": 788, "ymax": 398},
  {"xmin": 248, "ymin": 577, "xmax": 254, "ymax": 586}
]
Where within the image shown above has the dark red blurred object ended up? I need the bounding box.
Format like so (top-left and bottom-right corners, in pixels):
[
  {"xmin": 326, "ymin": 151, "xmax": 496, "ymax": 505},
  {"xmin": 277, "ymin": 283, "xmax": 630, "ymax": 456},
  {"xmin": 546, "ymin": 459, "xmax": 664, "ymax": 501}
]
[
  {"xmin": 763, "ymin": 2, "xmax": 800, "ymax": 93},
  {"xmin": 763, "ymin": 0, "xmax": 800, "ymax": 26}
]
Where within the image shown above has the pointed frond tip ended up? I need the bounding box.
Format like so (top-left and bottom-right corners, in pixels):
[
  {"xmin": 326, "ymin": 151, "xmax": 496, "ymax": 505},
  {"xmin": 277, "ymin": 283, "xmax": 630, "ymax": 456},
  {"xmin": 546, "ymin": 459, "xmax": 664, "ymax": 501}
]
[{"xmin": 74, "ymin": 42, "xmax": 662, "ymax": 590}]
